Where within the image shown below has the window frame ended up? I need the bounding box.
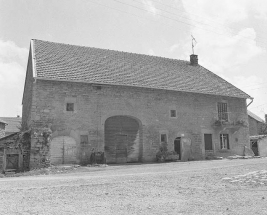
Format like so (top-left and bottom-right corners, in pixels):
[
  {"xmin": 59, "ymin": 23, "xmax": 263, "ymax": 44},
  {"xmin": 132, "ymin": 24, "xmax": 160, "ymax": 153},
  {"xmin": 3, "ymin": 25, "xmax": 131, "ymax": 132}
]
[
  {"xmin": 170, "ymin": 109, "xmax": 177, "ymax": 118},
  {"xmin": 217, "ymin": 102, "xmax": 228, "ymax": 122},
  {"xmin": 66, "ymin": 103, "xmax": 74, "ymax": 112},
  {"xmin": 220, "ymin": 134, "xmax": 230, "ymax": 149},
  {"xmin": 64, "ymin": 97, "xmax": 77, "ymax": 113},
  {"xmin": 80, "ymin": 135, "xmax": 89, "ymax": 146}
]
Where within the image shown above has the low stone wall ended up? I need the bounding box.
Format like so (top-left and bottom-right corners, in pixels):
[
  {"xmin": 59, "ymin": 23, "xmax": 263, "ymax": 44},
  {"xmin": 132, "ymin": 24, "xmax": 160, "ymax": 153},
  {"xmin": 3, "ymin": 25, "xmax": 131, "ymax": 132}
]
[{"xmin": 30, "ymin": 128, "xmax": 51, "ymax": 169}]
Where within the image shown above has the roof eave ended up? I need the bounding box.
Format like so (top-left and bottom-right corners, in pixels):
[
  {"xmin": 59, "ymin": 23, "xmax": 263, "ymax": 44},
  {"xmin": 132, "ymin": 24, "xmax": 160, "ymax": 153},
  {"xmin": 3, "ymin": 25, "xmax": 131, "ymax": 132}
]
[{"xmin": 31, "ymin": 39, "xmax": 37, "ymax": 78}]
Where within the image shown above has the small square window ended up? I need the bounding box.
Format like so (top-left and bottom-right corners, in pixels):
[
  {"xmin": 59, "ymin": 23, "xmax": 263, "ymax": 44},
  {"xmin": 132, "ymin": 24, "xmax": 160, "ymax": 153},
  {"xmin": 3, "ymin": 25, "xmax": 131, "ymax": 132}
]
[
  {"xmin": 170, "ymin": 110, "xmax": 176, "ymax": 118},
  {"xmin": 66, "ymin": 103, "xmax": 74, "ymax": 111}
]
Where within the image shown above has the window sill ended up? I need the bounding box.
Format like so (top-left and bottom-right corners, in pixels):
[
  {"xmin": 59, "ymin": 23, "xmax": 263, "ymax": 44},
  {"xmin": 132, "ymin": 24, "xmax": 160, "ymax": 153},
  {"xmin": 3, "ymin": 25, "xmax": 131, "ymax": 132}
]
[
  {"xmin": 63, "ymin": 110, "xmax": 77, "ymax": 114},
  {"xmin": 218, "ymin": 149, "xmax": 230, "ymax": 152}
]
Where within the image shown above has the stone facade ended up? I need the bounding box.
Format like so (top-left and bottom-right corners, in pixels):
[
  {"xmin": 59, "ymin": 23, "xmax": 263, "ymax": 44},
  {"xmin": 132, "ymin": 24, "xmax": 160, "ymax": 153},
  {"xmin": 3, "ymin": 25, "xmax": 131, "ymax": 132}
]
[
  {"xmin": 22, "ymin": 48, "xmax": 34, "ymax": 130},
  {"xmin": 248, "ymin": 116, "xmax": 261, "ymax": 136},
  {"xmin": 22, "ymin": 78, "xmax": 250, "ymax": 167},
  {"xmin": 0, "ymin": 123, "xmax": 5, "ymax": 138}
]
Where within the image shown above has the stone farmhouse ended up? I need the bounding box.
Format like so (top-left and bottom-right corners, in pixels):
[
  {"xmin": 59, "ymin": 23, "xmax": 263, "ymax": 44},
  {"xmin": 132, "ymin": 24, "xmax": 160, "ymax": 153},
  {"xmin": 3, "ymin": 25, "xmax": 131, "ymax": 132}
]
[{"xmin": 22, "ymin": 40, "xmax": 252, "ymax": 167}]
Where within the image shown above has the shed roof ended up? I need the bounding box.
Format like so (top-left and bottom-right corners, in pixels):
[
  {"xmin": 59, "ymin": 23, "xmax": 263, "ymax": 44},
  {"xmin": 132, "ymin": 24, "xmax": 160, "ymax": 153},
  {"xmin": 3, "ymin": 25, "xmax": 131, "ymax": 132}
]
[
  {"xmin": 248, "ymin": 110, "xmax": 265, "ymax": 123},
  {"xmin": 0, "ymin": 119, "xmax": 7, "ymax": 125},
  {"xmin": 250, "ymin": 135, "xmax": 267, "ymax": 140},
  {"xmin": 32, "ymin": 39, "xmax": 251, "ymax": 99},
  {"xmin": 0, "ymin": 117, "xmax": 21, "ymax": 133}
]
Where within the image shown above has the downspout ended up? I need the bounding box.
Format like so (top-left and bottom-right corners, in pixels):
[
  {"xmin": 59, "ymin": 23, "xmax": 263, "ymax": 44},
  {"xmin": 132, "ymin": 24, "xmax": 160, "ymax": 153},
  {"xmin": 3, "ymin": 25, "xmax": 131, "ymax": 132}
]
[{"xmin": 247, "ymin": 97, "xmax": 254, "ymax": 107}]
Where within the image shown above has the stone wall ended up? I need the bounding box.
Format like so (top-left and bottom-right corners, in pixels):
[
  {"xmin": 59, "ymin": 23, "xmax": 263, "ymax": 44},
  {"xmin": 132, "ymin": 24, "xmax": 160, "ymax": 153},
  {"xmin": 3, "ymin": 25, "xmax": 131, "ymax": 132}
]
[
  {"xmin": 26, "ymin": 79, "xmax": 250, "ymax": 167},
  {"xmin": 22, "ymin": 47, "xmax": 34, "ymax": 130},
  {"xmin": 248, "ymin": 116, "xmax": 265, "ymax": 136},
  {"xmin": 30, "ymin": 128, "xmax": 51, "ymax": 168},
  {"xmin": 0, "ymin": 123, "xmax": 5, "ymax": 138}
]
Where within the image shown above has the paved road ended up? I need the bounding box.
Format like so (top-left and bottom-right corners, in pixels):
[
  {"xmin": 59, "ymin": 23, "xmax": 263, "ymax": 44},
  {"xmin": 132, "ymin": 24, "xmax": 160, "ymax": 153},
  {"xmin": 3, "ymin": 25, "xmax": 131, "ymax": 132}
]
[{"xmin": 0, "ymin": 159, "xmax": 267, "ymax": 215}]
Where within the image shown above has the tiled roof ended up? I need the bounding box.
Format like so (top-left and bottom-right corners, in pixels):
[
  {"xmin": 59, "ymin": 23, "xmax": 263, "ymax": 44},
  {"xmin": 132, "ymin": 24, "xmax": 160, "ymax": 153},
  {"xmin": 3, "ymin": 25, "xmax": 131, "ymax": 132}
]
[
  {"xmin": 250, "ymin": 135, "xmax": 267, "ymax": 140},
  {"xmin": 0, "ymin": 119, "xmax": 7, "ymax": 124},
  {"xmin": 0, "ymin": 132, "xmax": 19, "ymax": 141},
  {"xmin": 32, "ymin": 40, "xmax": 251, "ymax": 99},
  {"xmin": 0, "ymin": 117, "xmax": 21, "ymax": 133},
  {"xmin": 248, "ymin": 110, "xmax": 265, "ymax": 123}
]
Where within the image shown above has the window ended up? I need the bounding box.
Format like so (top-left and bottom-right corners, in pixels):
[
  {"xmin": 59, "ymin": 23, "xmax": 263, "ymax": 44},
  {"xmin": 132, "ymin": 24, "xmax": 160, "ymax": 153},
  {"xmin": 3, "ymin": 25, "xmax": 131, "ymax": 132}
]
[
  {"xmin": 220, "ymin": 134, "xmax": 229, "ymax": 149},
  {"xmin": 80, "ymin": 135, "xmax": 88, "ymax": 145},
  {"xmin": 217, "ymin": 102, "xmax": 228, "ymax": 121},
  {"xmin": 170, "ymin": 110, "xmax": 177, "ymax": 118},
  {"xmin": 66, "ymin": 103, "xmax": 74, "ymax": 111}
]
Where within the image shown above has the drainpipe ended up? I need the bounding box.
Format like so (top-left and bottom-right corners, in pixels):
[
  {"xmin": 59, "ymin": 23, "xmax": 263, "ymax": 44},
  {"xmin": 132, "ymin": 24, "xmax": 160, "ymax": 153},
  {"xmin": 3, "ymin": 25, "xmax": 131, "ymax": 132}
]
[{"xmin": 246, "ymin": 97, "xmax": 254, "ymax": 107}]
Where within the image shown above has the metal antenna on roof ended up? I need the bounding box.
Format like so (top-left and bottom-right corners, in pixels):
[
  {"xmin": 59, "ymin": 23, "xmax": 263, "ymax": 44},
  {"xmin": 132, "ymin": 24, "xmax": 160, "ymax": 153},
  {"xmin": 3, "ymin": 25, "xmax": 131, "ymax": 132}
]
[{"xmin": 191, "ymin": 35, "xmax": 197, "ymax": 54}]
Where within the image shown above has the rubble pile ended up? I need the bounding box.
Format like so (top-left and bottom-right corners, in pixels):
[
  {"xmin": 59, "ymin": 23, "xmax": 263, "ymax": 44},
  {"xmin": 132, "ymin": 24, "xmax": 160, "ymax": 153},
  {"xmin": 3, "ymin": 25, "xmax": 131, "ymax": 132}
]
[{"xmin": 222, "ymin": 170, "xmax": 267, "ymax": 186}]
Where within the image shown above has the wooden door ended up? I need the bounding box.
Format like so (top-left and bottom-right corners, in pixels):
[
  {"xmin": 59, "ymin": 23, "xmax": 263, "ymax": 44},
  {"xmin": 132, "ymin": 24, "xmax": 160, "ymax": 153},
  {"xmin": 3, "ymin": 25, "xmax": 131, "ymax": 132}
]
[
  {"xmin": 204, "ymin": 134, "xmax": 213, "ymax": 150},
  {"xmin": 6, "ymin": 154, "xmax": 19, "ymax": 170},
  {"xmin": 174, "ymin": 137, "xmax": 181, "ymax": 160},
  {"xmin": 251, "ymin": 141, "xmax": 258, "ymax": 156},
  {"xmin": 105, "ymin": 116, "xmax": 139, "ymax": 163},
  {"xmin": 50, "ymin": 136, "xmax": 77, "ymax": 165},
  {"xmin": 115, "ymin": 135, "xmax": 127, "ymax": 163}
]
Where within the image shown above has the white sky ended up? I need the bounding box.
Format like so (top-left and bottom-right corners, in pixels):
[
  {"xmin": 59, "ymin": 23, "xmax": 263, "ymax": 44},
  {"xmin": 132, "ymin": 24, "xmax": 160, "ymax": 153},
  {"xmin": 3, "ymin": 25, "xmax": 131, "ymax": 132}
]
[{"xmin": 0, "ymin": 0, "xmax": 267, "ymax": 119}]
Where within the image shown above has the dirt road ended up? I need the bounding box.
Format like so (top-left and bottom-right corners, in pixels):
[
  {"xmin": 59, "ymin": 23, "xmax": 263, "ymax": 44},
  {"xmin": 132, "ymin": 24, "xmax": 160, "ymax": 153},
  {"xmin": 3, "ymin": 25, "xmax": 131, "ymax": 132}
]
[{"xmin": 0, "ymin": 158, "xmax": 267, "ymax": 215}]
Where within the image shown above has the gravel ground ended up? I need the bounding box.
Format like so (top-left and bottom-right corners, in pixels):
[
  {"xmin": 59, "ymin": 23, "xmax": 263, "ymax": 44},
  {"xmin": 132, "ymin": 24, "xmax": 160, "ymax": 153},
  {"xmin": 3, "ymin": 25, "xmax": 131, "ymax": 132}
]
[{"xmin": 0, "ymin": 158, "xmax": 267, "ymax": 215}]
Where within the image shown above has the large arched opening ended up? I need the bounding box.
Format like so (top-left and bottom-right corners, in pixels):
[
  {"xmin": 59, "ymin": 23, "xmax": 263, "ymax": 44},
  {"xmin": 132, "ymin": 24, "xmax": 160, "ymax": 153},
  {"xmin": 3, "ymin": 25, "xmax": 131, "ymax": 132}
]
[{"xmin": 104, "ymin": 116, "xmax": 142, "ymax": 163}]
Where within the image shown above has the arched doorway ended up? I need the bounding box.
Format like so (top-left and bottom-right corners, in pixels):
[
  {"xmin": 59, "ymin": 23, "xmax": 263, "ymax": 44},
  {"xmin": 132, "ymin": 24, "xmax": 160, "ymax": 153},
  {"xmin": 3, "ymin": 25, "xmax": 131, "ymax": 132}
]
[
  {"xmin": 105, "ymin": 116, "xmax": 141, "ymax": 163},
  {"xmin": 174, "ymin": 137, "xmax": 181, "ymax": 160},
  {"xmin": 50, "ymin": 136, "xmax": 77, "ymax": 165}
]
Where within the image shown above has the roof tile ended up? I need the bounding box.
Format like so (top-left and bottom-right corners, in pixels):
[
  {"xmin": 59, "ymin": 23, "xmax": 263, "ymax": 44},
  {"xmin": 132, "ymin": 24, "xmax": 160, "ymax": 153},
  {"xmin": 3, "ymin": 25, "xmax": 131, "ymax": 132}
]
[{"xmin": 33, "ymin": 40, "xmax": 251, "ymax": 99}]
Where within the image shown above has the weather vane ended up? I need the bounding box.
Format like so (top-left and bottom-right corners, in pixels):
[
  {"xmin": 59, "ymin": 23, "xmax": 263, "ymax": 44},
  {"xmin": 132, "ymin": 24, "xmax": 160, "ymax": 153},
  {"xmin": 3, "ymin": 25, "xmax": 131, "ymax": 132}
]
[{"xmin": 191, "ymin": 35, "xmax": 197, "ymax": 54}]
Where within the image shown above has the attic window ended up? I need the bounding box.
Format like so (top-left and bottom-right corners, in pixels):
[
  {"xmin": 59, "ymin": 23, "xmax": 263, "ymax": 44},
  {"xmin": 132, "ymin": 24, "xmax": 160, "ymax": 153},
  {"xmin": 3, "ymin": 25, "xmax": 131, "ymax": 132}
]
[
  {"xmin": 66, "ymin": 103, "xmax": 74, "ymax": 111},
  {"xmin": 93, "ymin": 85, "xmax": 102, "ymax": 90}
]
